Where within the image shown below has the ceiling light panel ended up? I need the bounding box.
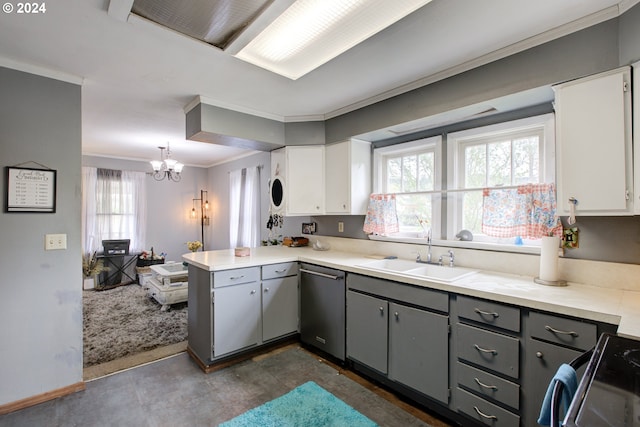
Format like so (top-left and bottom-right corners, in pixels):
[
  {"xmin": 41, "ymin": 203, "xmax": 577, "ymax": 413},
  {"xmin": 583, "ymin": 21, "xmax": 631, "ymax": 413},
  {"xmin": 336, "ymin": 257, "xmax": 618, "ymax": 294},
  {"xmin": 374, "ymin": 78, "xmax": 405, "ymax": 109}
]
[
  {"xmin": 235, "ymin": 0, "xmax": 432, "ymax": 80},
  {"xmin": 131, "ymin": 0, "xmax": 271, "ymax": 49}
]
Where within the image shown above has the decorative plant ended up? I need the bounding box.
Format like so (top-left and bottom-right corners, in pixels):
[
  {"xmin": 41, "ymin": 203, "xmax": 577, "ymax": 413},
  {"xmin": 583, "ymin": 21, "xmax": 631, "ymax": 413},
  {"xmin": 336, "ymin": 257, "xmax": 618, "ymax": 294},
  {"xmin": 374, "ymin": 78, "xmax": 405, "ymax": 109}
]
[
  {"xmin": 186, "ymin": 240, "xmax": 203, "ymax": 252},
  {"xmin": 82, "ymin": 251, "xmax": 109, "ymax": 278}
]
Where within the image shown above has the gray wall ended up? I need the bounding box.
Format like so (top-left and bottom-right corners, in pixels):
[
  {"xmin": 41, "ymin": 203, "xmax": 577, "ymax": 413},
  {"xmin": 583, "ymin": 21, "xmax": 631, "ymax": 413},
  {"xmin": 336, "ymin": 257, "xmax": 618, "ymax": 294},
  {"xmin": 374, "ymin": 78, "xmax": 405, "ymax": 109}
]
[
  {"xmin": 206, "ymin": 151, "xmax": 308, "ymax": 250},
  {"xmin": 0, "ymin": 67, "xmax": 82, "ymax": 405},
  {"xmin": 82, "ymin": 156, "xmax": 208, "ymax": 261}
]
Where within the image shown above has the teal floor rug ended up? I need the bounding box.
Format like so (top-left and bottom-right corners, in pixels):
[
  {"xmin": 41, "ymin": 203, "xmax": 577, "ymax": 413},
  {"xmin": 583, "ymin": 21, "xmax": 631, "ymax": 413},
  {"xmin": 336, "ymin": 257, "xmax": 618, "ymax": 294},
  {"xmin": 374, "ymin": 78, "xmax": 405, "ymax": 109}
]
[{"xmin": 220, "ymin": 381, "xmax": 378, "ymax": 427}]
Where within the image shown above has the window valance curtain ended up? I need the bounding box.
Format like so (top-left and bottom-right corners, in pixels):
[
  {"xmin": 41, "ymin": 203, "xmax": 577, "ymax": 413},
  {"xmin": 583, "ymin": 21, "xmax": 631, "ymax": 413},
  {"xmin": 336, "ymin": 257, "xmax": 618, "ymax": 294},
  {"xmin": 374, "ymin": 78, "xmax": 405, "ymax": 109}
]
[
  {"xmin": 363, "ymin": 193, "xmax": 400, "ymax": 236},
  {"xmin": 481, "ymin": 183, "xmax": 562, "ymax": 239}
]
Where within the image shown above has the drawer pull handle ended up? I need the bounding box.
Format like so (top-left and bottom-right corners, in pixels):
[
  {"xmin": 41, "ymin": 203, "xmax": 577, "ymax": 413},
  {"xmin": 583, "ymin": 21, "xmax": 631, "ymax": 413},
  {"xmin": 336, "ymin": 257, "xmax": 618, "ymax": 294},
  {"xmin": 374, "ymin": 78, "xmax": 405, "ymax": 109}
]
[
  {"xmin": 474, "ymin": 308, "xmax": 500, "ymax": 318},
  {"xmin": 545, "ymin": 325, "xmax": 578, "ymax": 337},
  {"xmin": 473, "ymin": 406, "xmax": 498, "ymax": 421},
  {"xmin": 474, "ymin": 377, "xmax": 498, "ymax": 390},
  {"xmin": 275, "ymin": 269, "xmax": 287, "ymax": 273},
  {"xmin": 474, "ymin": 344, "xmax": 498, "ymax": 355},
  {"xmin": 230, "ymin": 275, "xmax": 245, "ymax": 280}
]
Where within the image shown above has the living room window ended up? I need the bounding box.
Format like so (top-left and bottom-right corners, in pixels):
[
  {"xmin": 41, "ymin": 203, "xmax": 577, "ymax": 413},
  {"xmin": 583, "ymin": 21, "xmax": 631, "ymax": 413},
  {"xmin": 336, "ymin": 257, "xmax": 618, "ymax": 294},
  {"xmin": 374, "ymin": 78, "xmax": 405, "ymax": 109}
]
[{"xmin": 82, "ymin": 167, "xmax": 147, "ymax": 253}]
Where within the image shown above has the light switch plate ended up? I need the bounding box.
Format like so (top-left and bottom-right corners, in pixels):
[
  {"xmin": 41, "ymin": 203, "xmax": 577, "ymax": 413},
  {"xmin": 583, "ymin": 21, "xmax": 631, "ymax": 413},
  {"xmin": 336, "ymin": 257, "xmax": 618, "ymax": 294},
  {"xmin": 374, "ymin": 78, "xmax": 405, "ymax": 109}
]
[{"xmin": 45, "ymin": 233, "xmax": 67, "ymax": 250}]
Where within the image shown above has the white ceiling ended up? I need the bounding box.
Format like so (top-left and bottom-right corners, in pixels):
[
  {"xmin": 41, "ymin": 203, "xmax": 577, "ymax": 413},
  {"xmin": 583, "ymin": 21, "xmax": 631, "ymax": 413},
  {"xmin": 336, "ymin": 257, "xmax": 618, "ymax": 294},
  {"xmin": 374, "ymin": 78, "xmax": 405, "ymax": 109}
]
[{"xmin": 0, "ymin": 0, "xmax": 632, "ymax": 167}]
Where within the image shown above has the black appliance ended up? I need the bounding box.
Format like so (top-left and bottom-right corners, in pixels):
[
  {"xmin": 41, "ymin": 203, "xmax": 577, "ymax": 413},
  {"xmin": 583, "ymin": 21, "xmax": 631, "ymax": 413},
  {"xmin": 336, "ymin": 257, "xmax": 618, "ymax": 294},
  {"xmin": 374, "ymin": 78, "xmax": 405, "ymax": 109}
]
[
  {"xmin": 299, "ymin": 263, "xmax": 346, "ymax": 361},
  {"xmin": 563, "ymin": 333, "xmax": 640, "ymax": 426}
]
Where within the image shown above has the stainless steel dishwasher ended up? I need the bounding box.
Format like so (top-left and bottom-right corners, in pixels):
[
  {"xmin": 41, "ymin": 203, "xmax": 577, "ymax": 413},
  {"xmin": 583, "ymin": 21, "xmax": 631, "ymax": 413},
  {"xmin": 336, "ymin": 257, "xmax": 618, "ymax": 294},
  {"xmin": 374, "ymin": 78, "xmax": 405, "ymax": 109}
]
[{"xmin": 299, "ymin": 263, "xmax": 346, "ymax": 361}]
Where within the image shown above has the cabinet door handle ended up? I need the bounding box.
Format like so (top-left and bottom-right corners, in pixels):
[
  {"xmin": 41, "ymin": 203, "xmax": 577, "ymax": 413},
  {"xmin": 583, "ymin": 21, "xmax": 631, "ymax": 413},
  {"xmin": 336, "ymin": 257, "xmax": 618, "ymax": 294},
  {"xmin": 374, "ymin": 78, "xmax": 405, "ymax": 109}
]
[
  {"xmin": 394, "ymin": 312, "xmax": 399, "ymax": 319},
  {"xmin": 473, "ymin": 406, "xmax": 498, "ymax": 421},
  {"xmin": 474, "ymin": 344, "xmax": 498, "ymax": 355},
  {"xmin": 379, "ymin": 307, "xmax": 384, "ymax": 314},
  {"xmin": 536, "ymin": 351, "xmax": 544, "ymax": 359},
  {"xmin": 545, "ymin": 325, "xmax": 578, "ymax": 337},
  {"xmin": 250, "ymin": 290, "xmax": 256, "ymax": 295},
  {"xmin": 263, "ymin": 287, "xmax": 270, "ymax": 292},
  {"xmin": 474, "ymin": 308, "xmax": 500, "ymax": 318},
  {"xmin": 474, "ymin": 377, "xmax": 498, "ymax": 390}
]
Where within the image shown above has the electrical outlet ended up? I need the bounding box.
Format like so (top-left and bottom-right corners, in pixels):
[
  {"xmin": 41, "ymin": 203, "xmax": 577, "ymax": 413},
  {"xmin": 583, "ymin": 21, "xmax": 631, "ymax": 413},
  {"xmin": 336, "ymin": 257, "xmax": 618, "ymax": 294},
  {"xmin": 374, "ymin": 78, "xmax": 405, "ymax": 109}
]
[
  {"xmin": 45, "ymin": 233, "xmax": 67, "ymax": 250},
  {"xmin": 338, "ymin": 221, "xmax": 344, "ymax": 233}
]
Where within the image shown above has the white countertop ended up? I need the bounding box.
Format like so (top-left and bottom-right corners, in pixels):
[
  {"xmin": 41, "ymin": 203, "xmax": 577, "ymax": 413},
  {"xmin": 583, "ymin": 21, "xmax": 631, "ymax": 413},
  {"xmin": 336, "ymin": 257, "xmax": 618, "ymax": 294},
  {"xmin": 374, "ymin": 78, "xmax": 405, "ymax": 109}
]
[{"xmin": 183, "ymin": 246, "xmax": 640, "ymax": 340}]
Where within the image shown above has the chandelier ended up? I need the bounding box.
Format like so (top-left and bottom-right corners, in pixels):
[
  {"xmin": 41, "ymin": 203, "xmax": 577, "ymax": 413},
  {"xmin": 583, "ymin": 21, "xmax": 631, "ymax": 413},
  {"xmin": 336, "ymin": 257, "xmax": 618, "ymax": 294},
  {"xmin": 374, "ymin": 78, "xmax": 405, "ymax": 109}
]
[{"xmin": 150, "ymin": 143, "xmax": 184, "ymax": 182}]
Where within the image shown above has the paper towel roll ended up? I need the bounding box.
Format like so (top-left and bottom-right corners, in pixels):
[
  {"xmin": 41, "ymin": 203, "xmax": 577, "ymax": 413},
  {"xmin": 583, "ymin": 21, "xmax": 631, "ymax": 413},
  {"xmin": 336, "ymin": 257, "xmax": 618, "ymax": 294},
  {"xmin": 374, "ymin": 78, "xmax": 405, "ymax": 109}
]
[{"xmin": 539, "ymin": 236, "xmax": 560, "ymax": 282}]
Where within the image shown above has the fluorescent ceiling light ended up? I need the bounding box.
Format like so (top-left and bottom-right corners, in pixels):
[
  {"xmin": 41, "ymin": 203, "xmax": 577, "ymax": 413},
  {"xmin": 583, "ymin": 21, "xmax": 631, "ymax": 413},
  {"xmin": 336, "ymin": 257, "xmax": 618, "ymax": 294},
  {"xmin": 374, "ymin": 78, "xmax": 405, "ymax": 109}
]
[{"xmin": 235, "ymin": 0, "xmax": 432, "ymax": 80}]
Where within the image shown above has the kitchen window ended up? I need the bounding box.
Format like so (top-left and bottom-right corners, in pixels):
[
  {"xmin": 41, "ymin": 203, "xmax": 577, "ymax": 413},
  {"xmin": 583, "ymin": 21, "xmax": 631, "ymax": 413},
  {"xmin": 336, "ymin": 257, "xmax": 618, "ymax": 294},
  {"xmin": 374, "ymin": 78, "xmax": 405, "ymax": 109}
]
[
  {"xmin": 373, "ymin": 136, "xmax": 442, "ymax": 236},
  {"xmin": 372, "ymin": 114, "xmax": 555, "ymax": 250},
  {"xmin": 447, "ymin": 114, "xmax": 555, "ymax": 245}
]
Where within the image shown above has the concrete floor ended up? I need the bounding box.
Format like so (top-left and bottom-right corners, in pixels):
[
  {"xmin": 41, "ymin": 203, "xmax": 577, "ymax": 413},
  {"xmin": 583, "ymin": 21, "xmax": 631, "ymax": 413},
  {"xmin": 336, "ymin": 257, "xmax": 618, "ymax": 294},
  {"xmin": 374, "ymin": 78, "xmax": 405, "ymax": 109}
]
[{"xmin": 1, "ymin": 345, "xmax": 454, "ymax": 427}]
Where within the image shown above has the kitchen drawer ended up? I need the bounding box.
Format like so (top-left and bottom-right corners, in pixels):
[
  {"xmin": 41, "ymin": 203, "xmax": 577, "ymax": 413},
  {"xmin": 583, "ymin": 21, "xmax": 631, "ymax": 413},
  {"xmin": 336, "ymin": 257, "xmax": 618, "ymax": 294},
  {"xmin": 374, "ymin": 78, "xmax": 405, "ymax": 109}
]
[
  {"xmin": 347, "ymin": 274, "xmax": 448, "ymax": 313},
  {"xmin": 457, "ymin": 323, "xmax": 520, "ymax": 379},
  {"xmin": 213, "ymin": 267, "xmax": 260, "ymax": 288},
  {"xmin": 457, "ymin": 362, "xmax": 520, "ymax": 410},
  {"xmin": 262, "ymin": 262, "xmax": 298, "ymax": 280},
  {"xmin": 529, "ymin": 311, "xmax": 597, "ymax": 351},
  {"xmin": 457, "ymin": 295, "xmax": 520, "ymax": 332},
  {"xmin": 457, "ymin": 387, "xmax": 520, "ymax": 427}
]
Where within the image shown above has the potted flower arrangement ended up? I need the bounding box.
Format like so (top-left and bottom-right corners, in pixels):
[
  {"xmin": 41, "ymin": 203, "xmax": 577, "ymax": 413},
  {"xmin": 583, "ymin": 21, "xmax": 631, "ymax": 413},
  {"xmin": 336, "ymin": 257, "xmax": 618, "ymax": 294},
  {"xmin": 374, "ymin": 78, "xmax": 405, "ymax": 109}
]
[
  {"xmin": 186, "ymin": 240, "xmax": 203, "ymax": 252},
  {"xmin": 82, "ymin": 251, "xmax": 108, "ymax": 290}
]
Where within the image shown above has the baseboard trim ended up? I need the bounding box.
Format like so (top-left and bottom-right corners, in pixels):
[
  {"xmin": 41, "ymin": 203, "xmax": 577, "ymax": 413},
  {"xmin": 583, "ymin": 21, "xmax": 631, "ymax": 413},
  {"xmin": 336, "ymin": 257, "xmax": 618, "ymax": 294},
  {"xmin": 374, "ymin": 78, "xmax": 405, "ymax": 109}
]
[{"xmin": 0, "ymin": 381, "xmax": 85, "ymax": 415}]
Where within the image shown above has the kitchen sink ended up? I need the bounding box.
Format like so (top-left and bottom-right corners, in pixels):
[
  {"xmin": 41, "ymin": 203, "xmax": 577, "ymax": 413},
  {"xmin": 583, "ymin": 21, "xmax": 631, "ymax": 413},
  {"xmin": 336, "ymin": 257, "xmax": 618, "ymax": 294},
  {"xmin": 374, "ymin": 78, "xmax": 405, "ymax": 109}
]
[
  {"xmin": 403, "ymin": 265, "xmax": 478, "ymax": 282},
  {"xmin": 357, "ymin": 258, "xmax": 421, "ymax": 272},
  {"xmin": 358, "ymin": 258, "xmax": 478, "ymax": 282}
]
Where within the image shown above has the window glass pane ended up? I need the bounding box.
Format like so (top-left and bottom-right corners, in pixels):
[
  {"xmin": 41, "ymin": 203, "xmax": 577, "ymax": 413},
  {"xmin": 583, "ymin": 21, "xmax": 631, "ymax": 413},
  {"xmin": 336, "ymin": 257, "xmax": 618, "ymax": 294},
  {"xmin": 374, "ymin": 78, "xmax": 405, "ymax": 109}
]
[
  {"xmin": 513, "ymin": 136, "xmax": 539, "ymax": 184},
  {"xmin": 396, "ymin": 193, "xmax": 432, "ymax": 234},
  {"xmin": 418, "ymin": 152, "xmax": 434, "ymax": 191},
  {"xmin": 487, "ymin": 140, "xmax": 511, "ymax": 186},
  {"xmin": 464, "ymin": 144, "xmax": 486, "ymax": 188},
  {"xmin": 402, "ymin": 154, "xmax": 417, "ymax": 192},
  {"xmin": 386, "ymin": 157, "xmax": 402, "ymax": 192},
  {"xmin": 462, "ymin": 191, "xmax": 483, "ymax": 234}
]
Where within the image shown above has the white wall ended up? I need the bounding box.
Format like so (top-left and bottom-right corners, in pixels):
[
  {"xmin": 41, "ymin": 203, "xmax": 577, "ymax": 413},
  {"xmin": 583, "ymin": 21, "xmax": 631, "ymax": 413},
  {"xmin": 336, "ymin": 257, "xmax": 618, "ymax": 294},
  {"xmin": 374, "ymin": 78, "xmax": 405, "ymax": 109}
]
[
  {"xmin": 82, "ymin": 156, "xmax": 208, "ymax": 262},
  {"xmin": 0, "ymin": 67, "xmax": 82, "ymax": 405}
]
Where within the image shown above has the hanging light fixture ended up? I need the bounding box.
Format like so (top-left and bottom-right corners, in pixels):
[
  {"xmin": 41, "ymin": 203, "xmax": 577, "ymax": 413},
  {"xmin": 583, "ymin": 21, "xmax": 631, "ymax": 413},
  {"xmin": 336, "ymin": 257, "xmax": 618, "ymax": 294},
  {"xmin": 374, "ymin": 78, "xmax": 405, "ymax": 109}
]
[{"xmin": 150, "ymin": 142, "xmax": 184, "ymax": 181}]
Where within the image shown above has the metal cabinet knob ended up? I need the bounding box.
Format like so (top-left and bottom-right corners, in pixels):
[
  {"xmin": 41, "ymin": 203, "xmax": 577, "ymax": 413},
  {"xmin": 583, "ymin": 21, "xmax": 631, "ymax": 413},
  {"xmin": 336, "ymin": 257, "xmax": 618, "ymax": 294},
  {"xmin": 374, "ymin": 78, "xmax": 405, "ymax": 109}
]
[
  {"xmin": 264, "ymin": 287, "xmax": 270, "ymax": 292},
  {"xmin": 394, "ymin": 312, "xmax": 399, "ymax": 319},
  {"xmin": 379, "ymin": 307, "xmax": 384, "ymax": 313},
  {"xmin": 250, "ymin": 290, "xmax": 256, "ymax": 295},
  {"xmin": 536, "ymin": 351, "xmax": 544, "ymax": 359}
]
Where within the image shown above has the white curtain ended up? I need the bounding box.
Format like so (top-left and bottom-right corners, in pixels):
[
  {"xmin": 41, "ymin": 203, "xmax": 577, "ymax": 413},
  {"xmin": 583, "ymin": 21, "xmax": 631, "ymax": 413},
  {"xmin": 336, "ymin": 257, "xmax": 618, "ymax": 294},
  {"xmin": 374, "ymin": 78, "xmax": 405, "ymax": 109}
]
[
  {"xmin": 229, "ymin": 166, "xmax": 261, "ymax": 248},
  {"xmin": 81, "ymin": 167, "xmax": 147, "ymax": 254}
]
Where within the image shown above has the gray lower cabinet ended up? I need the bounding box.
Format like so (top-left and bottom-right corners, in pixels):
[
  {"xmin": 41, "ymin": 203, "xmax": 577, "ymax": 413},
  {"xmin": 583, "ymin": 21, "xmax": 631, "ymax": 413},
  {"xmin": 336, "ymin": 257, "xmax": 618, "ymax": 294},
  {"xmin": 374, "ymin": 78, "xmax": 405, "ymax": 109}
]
[
  {"xmin": 389, "ymin": 302, "xmax": 449, "ymax": 404},
  {"xmin": 187, "ymin": 263, "xmax": 298, "ymax": 366},
  {"xmin": 262, "ymin": 275, "xmax": 298, "ymax": 342},
  {"xmin": 455, "ymin": 295, "xmax": 521, "ymax": 427},
  {"xmin": 346, "ymin": 274, "xmax": 449, "ymax": 405},
  {"xmin": 521, "ymin": 311, "xmax": 610, "ymax": 426},
  {"xmin": 214, "ymin": 280, "xmax": 260, "ymax": 357},
  {"xmin": 346, "ymin": 291, "xmax": 388, "ymax": 374}
]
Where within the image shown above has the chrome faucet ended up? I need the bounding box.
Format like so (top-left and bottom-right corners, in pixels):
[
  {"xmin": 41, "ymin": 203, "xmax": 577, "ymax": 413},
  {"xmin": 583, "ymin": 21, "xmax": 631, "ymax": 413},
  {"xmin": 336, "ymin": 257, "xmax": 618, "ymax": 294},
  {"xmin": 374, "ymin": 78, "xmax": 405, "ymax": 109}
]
[
  {"xmin": 417, "ymin": 228, "xmax": 440, "ymax": 265},
  {"xmin": 439, "ymin": 250, "xmax": 455, "ymax": 267}
]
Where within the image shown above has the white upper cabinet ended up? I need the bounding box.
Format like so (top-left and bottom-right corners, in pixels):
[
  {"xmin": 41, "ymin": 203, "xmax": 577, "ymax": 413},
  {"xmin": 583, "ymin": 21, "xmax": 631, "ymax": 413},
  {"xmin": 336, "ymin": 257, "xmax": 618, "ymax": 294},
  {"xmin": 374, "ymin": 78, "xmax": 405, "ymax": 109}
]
[
  {"xmin": 554, "ymin": 66, "xmax": 632, "ymax": 216},
  {"xmin": 270, "ymin": 146, "xmax": 324, "ymax": 216},
  {"xmin": 325, "ymin": 139, "xmax": 372, "ymax": 215}
]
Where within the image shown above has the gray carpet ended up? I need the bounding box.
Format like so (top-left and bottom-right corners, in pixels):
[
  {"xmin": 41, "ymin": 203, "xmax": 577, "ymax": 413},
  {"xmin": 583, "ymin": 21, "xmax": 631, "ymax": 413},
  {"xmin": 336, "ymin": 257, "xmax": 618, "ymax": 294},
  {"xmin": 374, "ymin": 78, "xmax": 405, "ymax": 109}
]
[{"xmin": 83, "ymin": 284, "xmax": 187, "ymax": 367}]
